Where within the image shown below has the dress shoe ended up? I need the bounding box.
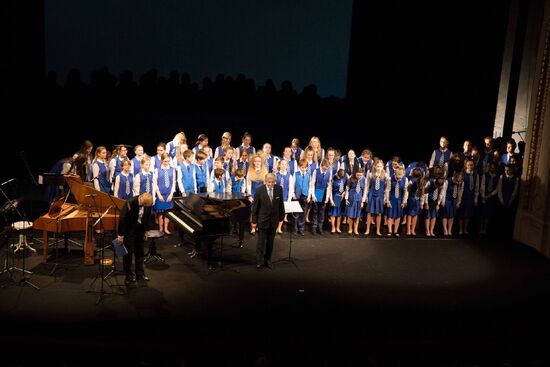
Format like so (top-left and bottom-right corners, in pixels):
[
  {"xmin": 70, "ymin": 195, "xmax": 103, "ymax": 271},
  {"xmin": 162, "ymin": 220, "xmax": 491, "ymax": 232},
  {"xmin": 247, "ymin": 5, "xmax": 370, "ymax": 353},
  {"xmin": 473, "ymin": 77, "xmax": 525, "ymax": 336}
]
[
  {"xmin": 124, "ymin": 274, "xmax": 136, "ymax": 286},
  {"xmin": 256, "ymin": 263, "xmax": 263, "ymax": 270},
  {"xmin": 188, "ymin": 249, "xmax": 199, "ymax": 258},
  {"xmin": 264, "ymin": 261, "xmax": 273, "ymax": 270},
  {"xmin": 137, "ymin": 274, "xmax": 150, "ymax": 281},
  {"xmin": 298, "ymin": 231, "xmax": 305, "ymax": 236},
  {"xmin": 317, "ymin": 228, "xmax": 323, "ymax": 235}
]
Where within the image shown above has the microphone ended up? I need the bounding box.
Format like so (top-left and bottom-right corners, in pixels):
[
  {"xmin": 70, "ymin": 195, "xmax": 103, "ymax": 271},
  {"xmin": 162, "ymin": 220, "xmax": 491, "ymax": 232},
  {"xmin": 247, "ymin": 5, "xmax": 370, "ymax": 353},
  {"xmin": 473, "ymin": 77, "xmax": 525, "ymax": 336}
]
[
  {"xmin": 1, "ymin": 178, "xmax": 16, "ymax": 186},
  {"xmin": 85, "ymin": 194, "xmax": 98, "ymax": 197}
]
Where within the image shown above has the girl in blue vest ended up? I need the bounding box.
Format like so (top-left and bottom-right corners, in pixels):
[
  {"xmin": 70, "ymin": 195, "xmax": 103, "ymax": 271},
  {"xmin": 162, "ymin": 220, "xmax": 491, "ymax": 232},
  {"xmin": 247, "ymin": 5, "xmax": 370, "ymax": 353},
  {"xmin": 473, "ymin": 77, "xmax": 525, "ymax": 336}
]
[
  {"xmin": 176, "ymin": 149, "xmax": 197, "ymax": 196},
  {"xmin": 193, "ymin": 134, "xmax": 210, "ymax": 157},
  {"xmin": 422, "ymin": 177, "xmax": 445, "ymax": 237},
  {"xmin": 291, "ymin": 138, "xmax": 303, "ymax": 162},
  {"xmin": 222, "ymin": 146, "xmax": 235, "ymax": 176},
  {"xmin": 109, "ymin": 145, "xmax": 128, "ymax": 184},
  {"xmin": 303, "ymin": 147, "xmax": 318, "ymax": 224},
  {"xmin": 405, "ymin": 168, "xmax": 426, "ymax": 237},
  {"xmin": 236, "ymin": 132, "xmax": 255, "ymax": 160},
  {"xmin": 275, "ymin": 159, "xmax": 294, "ymax": 234},
  {"xmin": 359, "ymin": 149, "xmax": 374, "ymax": 173},
  {"xmin": 345, "ymin": 168, "xmax": 367, "ymax": 236},
  {"xmin": 385, "ymin": 166, "xmax": 409, "ymax": 237},
  {"xmin": 247, "ymin": 154, "xmax": 269, "ymax": 235},
  {"xmin": 151, "ymin": 143, "xmax": 167, "ymax": 172},
  {"xmin": 133, "ymin": 156, "xmax": 154, "ymax": 201},
  {"xmin": 131, "ymin": 145, "xmax": 145, "ymax": 176},
  {"xmin": 328, "ymin": 169, "xmax": 347, "ymax": 234},
  {"xmin": 479, "ymin": 162, "xmax": 499, "ymax": 235},
  {"xmin": 166, "ymin": 132, "xmax": 187, "ymax": 160},
  {"xmin": 153, "ymin": 153, "xmax": 176, "ymax": 234},
  {"xmin": 459, "ymin": 159, "xmax": 479, "ymax": 235},
  {"xmin": 441, "ymin": 172, "xmax": 464, "ymax": 237},
  {"xmin": 113, "ymin": 159, "xmax": 134, "ymax": 201},
  {"xmin": 92, "ymin": 146, "xmax": 111, "ymax": 194},
  {"xmin": 236, "ymin": 149, "xmax": 250, "ymax": 176},
  {"xmin": 325, "ymin": 148, "xmax": 340, "ymax": 177},
  {"xmin": 429, "ymin": 136, "xmax": 452, "ymax": 171},
  {"xmin": 280, "ymin": 147, "xmax": 298, "ymax": 176},
  {"xmin": 292, "ymin": 159, "xmax": 312, "ymax": 236},
  {"xmin": 214, "ymin": 131, "xmax": 233, "ymax": 160},
  {"xmin": 365, "ymin": 160, "xmax": 390, "ymax": 237},
  {"xmin": 341, "ymin": 149, "xmax": 360, "ymax": 176},
  {"xmin": 311, "ymin": 160, "xmax": 332, "ymax": 235},
  {"xmin": 262, "ymin": 143, "xmax": 278, "ymax": 173},
  {"xmin": 211, "ymin": 157, "xmax": 231, "ymax": 192}
]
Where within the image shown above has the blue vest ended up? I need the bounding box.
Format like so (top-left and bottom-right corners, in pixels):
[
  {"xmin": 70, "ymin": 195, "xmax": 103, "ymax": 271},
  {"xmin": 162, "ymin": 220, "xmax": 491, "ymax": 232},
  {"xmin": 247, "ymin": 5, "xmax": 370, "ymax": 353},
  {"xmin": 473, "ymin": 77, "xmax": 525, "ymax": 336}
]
[
  {"xmin": 195, "ymin": 163, "xmax": 208, "ymax": 189},
  {"xmin": 157, "ymin": 167, "xmax": 175, "ymax": 196},
  {"xmin": 276, "ymin": 172, "xmax": 291, "ymax": 201},
  {"xmin": 265, "ymin": 155, "xmax": 276, "ymax": 172},
  {"xmin": 117, "ymin": 174, "xmax": 133, "ymax": 200},
  {"xmin": 131, "ymin": 157, "xmax": 141, "ymax": 176},
  {"xmin": 137, "ymin": 171, "xmax": 153, "ymax": 195},
  {"xmin": 306, "ymin": 161, "xmax": 317, "ymax": 175},
  {"xmin": 314, "ymin": 169, "xmax": 331, "ymax": 190},
  {"xmin": 231, "ymin": 176, "xmax": 245, "ymax": 193},
  {"xmin": 211, "ymin": 178, "xmax": 225, "ymax": 193},
  {"xmin": 390, "ymin": 177, "xmax": 406, "ymax": 199},
  {"xmin": 291, "ymin": 147, "xmax": 302, "ymax": 161},
  {"xmin": 239, "ymin": 144, "xmax": 255, "ymax": 156},
  {"xmin": 434, "ymin": 149, "xmax": 452, "ymax": 167},
  {"xmin": 152, "ymin": 155, "xmax": 162, "ymax": 172},
  {"xmin": 168, "ymin": 142, "xmax": 177, "ymax": 159},
  {"xmin": 111, "ymin": 157, "xmax": 123, "ymax": 182},
  {"xmin": 501, "ymin": 175, "xmax": 517, "ymax": 204},
  {"xmin": 95, "ymin": 161, "xmax": 111, "ymax": 193},
  {"xmin": 294, "ymin": 172, "xmax": 311, "ymax": 197},
  {"xmin": 237, "ymin": 160, "xmax": 249, "ymax": 174},
  {"xmin": 179, "ymin": 163, "xmax": 196, "ymax": 193}
]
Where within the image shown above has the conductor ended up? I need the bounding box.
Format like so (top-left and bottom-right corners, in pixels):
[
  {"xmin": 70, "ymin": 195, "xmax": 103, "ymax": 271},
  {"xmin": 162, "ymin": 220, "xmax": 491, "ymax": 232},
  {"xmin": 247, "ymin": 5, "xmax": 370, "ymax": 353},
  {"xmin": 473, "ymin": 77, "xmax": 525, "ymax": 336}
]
[
  {"xmin": 116, "ymin": 192, "xmax": 153, "ymax": 285},
  {"xmin": 251, "ymin": 173, "xmax": 285, "ymax": 269}
]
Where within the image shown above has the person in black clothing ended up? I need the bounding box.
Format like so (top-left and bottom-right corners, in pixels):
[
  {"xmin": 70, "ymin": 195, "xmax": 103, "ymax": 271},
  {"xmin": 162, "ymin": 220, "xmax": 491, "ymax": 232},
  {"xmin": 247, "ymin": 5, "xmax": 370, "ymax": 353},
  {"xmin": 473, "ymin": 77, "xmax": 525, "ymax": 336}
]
[
  {"xmin": 116, "ymin": 193, "xmax": 153, "ymax": 285},
  {"xmin": 251, "ymin": 173, "xmax": 285, "ymax": 269}
]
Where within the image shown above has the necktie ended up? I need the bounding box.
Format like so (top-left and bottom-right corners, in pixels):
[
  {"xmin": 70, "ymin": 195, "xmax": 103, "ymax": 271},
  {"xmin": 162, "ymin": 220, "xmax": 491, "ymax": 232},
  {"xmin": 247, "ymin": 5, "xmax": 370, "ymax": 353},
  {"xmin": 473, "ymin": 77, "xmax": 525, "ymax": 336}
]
[
  {"xmin": 268, "ymin": 187, "xmax": 273, "ymax": 202},
  {"xmin": 432, "ymin": 187, "xmax": 439, "ymax": 201},
  {"xmin": 453, "ymin": 182, "xmax": 458, "ymax": 198},
  {"xmin": 125, "ymin": 176, "xmax": 130, "ymax": 195},
  {"xmin": 163, "ymin": 168, "xmax": 169, "ymax": 188},
  {"xmin": 218, "ymin": 181, "xmax": 222, "ymax": 191},
  {"xmin": 145, "ymin": 174, "xmax": 151, "ymax": 193},
  {"xmin": 439, "ymin": 150, "xmax": 445, "ymax": 166},
  {"xmin": 394, "ymin": 179, "xmax": 399, "ymax": 198}
]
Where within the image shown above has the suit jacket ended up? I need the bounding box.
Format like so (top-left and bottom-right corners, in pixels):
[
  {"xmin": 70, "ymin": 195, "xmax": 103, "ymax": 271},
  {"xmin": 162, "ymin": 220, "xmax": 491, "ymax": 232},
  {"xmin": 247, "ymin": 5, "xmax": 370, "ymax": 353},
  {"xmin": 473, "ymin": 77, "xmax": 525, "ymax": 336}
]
[
  {"xmin": 252, "ymin": 184, "xmax": 285, "ymax": 229},
  {"xmin": 117, "ymin": 196, "xmax": 151, "ymax": 237}
]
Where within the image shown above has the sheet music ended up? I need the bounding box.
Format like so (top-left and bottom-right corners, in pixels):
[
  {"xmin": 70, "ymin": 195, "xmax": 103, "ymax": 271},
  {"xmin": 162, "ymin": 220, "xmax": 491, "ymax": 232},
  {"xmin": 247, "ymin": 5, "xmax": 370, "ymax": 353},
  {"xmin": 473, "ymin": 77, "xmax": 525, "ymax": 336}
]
[{"xmin": 284, "ymin": 201, "xmax": 303, "ymax": 214}]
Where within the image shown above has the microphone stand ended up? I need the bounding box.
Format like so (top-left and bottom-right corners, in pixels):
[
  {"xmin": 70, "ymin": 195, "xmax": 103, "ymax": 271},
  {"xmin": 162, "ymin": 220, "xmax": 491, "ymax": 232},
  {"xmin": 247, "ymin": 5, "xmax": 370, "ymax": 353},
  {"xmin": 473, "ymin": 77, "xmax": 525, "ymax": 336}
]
[{"xmin": 103, "ymin": 194, "xmax": 121, "ymax": 281}]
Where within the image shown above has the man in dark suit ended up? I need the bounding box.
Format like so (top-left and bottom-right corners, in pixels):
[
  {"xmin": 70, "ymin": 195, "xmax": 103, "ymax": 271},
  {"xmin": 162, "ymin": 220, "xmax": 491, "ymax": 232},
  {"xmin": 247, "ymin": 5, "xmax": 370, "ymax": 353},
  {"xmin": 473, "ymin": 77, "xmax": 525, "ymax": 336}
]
[
  {"xmin": 116, "ymin": 193, "xmax": 153, "ymax": 285},
  {"xmin": 251, "ymin": 173, "xmax": 285, "ymax": 269}
]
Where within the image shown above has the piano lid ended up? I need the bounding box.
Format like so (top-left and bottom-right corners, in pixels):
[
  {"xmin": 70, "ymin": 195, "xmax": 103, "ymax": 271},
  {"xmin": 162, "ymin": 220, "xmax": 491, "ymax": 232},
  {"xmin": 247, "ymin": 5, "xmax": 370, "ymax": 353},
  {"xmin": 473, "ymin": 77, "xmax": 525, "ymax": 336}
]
[
  {"xmin": 64, "ymin": 174, "xmax": 125, "ymax": 211},
  {"xmin": 197, "ymin": 192, "xmax": 249, "ymax": 201}
]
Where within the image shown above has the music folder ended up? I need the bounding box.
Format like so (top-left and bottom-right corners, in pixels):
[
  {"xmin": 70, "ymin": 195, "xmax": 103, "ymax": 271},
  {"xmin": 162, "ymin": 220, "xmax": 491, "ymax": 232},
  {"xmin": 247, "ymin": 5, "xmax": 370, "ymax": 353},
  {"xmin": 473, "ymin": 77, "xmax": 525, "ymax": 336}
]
[{"xmin": 284, "ymin": 201, "xmax": 303, "ymax": 214}]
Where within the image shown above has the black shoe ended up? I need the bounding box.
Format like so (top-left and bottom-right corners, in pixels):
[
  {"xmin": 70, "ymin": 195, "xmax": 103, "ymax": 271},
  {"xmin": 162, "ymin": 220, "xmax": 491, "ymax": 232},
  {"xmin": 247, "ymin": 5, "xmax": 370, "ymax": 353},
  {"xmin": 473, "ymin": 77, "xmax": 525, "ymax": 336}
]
[
  {"xmin": 188, "ymin": 249, "xmax": 199, "ymax": 258},
  {"xmin": 124, "ymin": 274, "xmax": 136, "ymax": 286},
  {"xmin": 298, "ymin": 231, "xmax": 305, "ymax": 236},
  {"xmin": 264, "ymin": 261, "xmax": 273, "ymax": 270},
  {"xmin": 137, "ymin": 274, "xmax": 150, "ymax": 281},
  {"xmin": 317, "ymin": 229, "xmax": 323, "ymax": 235},
  {"xmin": 256, "ymin": 263, "xmax": 263, "ymax": 269}
]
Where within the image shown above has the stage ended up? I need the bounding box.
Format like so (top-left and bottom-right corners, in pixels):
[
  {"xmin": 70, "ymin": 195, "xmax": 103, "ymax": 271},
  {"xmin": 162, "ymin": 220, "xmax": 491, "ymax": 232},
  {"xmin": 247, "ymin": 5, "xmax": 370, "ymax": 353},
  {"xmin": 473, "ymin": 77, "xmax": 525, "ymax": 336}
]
[{"xmin": 1, "ymin": 230, "xmax": 550, "ymax": 366}]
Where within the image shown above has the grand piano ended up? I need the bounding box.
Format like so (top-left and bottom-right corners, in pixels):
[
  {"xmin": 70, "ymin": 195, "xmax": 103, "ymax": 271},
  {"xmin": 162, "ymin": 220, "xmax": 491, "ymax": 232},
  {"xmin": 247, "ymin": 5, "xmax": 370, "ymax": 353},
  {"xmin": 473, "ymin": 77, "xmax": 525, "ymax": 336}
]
[
  {"xmin": 165, "ymin": 192, "xmax": 251, "ymax": 258},
  {"xmin": 33, "ymin": 174, "xmax": 125, "ymax": 265}
]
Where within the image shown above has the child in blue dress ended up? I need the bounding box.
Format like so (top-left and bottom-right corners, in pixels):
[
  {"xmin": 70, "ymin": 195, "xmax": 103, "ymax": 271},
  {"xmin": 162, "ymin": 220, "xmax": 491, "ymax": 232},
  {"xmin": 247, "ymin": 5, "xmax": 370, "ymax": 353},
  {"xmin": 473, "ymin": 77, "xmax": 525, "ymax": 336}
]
[
  {"xmin": 345, "ymin": 168, "xmax": 367, "ymax": 235},
  {"xmin": 327, "ymin": 169, "xmax": 347, "ymax": 234},
  {"xmin": 422, "ymin": 176, "xmax": 445, "ymax": 237},
  {"xmin": 385, "ymin": 166, "xmax": 409, "ymax": 237},
  {"xmin": 458, "ymin": 159, "xmax": 479, "ymax": 235},
  {"xmin": 153, "ymin": 153, "xmax": 176, "ymax": 234},
  {"xmin": 405, "ymin": 168, "xmax": 426, "ymax": 236},
  {"xmin": 365, "ymin": 160, "xmax": 390, "ymax": 236},
  {"xmin": 441, "ymin": 172, "xmax": 464, "ymax": 237},
  {"xmin": 92, "ymin": 146, "xmax": 111, "ymax": 193}
]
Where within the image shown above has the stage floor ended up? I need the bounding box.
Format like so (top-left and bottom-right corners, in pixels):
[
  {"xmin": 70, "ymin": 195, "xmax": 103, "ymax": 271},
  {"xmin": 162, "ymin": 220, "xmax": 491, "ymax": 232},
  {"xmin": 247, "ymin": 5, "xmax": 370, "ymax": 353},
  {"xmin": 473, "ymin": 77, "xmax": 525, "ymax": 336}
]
[{"xmin": 1, "ymin": 229, "xmax": 550, "ymax": 366}]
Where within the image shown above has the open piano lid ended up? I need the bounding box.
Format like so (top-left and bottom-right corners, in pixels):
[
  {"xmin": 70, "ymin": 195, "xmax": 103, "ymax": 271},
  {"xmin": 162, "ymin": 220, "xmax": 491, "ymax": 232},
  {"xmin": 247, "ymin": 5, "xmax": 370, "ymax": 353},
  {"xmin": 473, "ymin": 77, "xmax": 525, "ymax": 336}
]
[{"xmin": 63, "ymin": 174, "xmax": 125, "ymax": 211}]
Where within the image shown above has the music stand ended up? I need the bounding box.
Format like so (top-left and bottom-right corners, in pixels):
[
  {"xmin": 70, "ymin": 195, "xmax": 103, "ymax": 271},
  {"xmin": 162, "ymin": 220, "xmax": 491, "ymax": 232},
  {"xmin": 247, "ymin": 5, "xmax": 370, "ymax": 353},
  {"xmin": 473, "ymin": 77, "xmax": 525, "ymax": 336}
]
[
  {"xmin": 273, "ymin": 201, "xmax": 303, "ymax": 268},
  {"xmin": 87, "ymin": 204, "xmax": 123, "ymax": 305}
]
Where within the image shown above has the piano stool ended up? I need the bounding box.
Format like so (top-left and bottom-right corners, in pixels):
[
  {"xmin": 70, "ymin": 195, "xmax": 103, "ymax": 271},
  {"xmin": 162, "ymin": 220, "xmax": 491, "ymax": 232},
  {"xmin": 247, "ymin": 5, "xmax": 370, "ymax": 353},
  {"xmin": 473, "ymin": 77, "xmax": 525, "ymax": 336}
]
[
  {"xmin": 144, "ymin": 230, "xmax": 165, "ymax": 264},
  {"xmin": 10, "ymin": 221, "xmax": 36, "ymax": 253}
]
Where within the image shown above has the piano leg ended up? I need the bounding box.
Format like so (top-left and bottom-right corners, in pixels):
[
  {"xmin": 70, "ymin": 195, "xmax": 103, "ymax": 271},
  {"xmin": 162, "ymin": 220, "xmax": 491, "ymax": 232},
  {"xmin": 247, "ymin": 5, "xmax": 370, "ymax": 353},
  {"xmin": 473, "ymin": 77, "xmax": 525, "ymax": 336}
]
[{"xmin": 84, "ymin": 224, "xmax": 94, "ymax": 265}]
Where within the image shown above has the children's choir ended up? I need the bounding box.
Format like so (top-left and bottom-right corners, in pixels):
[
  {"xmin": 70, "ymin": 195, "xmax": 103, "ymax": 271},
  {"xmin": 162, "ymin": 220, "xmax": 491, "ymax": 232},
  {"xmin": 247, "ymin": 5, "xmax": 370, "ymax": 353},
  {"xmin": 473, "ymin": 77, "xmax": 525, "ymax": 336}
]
[{"xmin": 57, "ymin": 133, "xmax": 522, "ymax": 238}]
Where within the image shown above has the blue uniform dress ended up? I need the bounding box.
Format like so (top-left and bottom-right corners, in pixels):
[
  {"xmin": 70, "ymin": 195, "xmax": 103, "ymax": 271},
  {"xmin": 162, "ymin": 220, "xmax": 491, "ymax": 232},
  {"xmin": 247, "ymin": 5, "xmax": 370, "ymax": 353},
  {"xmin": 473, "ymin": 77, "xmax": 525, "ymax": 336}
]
[
  {"xmin": 236, "ymin": 160, "xmax": 250, "ymax": 175},
  {"xmin": 460, "ymin": 171, "xmax": 478, "ymax": 218},
  {"xmin": 265, "ymin": 155, "xmax": 277, "ymax": 173},
  {"xmin": 131, "ymin": 156, "xmax": 141, "ymax": 176},
  {"xmin": 345, "ymin": 177, "xmax": 366, "ymax": 219},
  {"xmin": 480, "ymin": 173, "xmax": 499, "ymax": 218},
  {"xmin": 115, "ymin": 173, "xmax": 134, "ymax": 201},
  {"xmin": 153, "ymin": 167, "xmax": 175, "ymax": 213},
  {"xmin": 94, "ymin": 160, "xmax": 111, "ymax": 193},
  {"xmin": 367, "ymin": 174, "xmax": 387, "ymax": 215},
  {"xmin": 329, "ymin": 175, "xmax": 347, "ymax": 217},
  {"xmin": 276, "ymin": 171, "xmax": 291, "ymax": 201},
  {"xmin": 441, "ymin": 178, "xmax": 460, "ymax": 219},
  {"xmin": 312, "ymin": 169, "xmax": 331, "ymax": 230},
  {"xmin": 135, "ymin": 171, "xmax": 153, "ymax": 195},
  {"xmin": 425, "ymin": 179, "xmax": 441, "ymax": 219},
  {"xmin": 386, "ymin": 176, "xmax": 407, "ymax": 219},
  {"xmin": 406, "ymin": 177, "xmax": 422, "ymax": 216}
]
